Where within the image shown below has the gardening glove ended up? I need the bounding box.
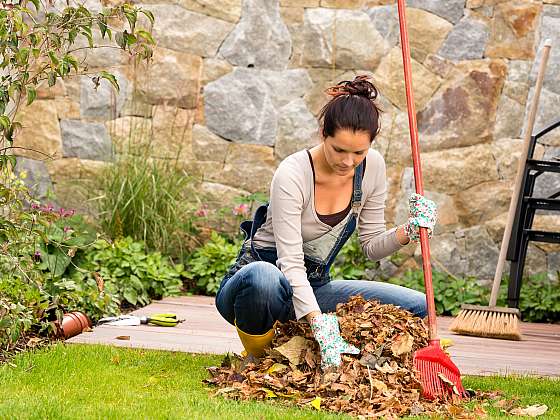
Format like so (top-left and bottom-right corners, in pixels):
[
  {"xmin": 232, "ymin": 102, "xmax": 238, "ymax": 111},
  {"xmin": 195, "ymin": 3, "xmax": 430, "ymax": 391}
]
[
  {"xmin": 309, "ymin": 313, "xmax": 360, "ymax": 369},
  {"xmin": 403, "ymin": 193, "xmax": 437, "ymax": 243}
]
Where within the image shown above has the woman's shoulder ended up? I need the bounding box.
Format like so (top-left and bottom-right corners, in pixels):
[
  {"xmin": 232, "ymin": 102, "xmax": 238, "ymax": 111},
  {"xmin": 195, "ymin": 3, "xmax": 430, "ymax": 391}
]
[
  {"xmin": 270, "ymin": 150, "xmax": 312, "ymax": 203},
  {"xmin": 365, "ymin": 147, "xmax": 385, "ymax": 167},
  {"xmin": 362, "ymin": 148, "xmax": 387, "ymax": 191},
  {"xmin": 275, "ymin": 149, "xmax": 311, "ymax": 175}
]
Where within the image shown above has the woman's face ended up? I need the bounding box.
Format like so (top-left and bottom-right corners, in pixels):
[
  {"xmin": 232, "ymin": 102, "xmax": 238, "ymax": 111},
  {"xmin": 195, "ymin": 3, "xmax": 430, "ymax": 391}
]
[{"xmin": 323, "ymin": 128, "xmax": 371, "ymax": 176}]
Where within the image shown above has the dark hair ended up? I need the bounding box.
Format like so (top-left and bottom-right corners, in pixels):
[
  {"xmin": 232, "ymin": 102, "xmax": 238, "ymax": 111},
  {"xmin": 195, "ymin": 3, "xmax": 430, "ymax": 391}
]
[{"xmin": 318, "ymin": 75, "xmax": 381, "ymax": 142}]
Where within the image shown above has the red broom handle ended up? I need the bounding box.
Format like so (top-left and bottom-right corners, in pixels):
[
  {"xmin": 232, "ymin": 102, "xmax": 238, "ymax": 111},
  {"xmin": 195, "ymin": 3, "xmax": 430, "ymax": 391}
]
[{"xmin": 396, "ymin": 0, "xmax": 438, "ymax": 341}]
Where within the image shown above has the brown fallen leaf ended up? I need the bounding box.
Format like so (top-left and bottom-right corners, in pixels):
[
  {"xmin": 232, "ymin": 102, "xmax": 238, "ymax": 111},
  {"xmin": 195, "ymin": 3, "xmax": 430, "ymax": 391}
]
[
  {"xmin": 359, "ymin": 352, "xmax": 378, "ymax": 369},
  {"xmin": 273, "ymin": 336, "xmax": 312, "ymax": 366},
  {"xmin": 494, "ymin": 398, "xmax": 519, "ymax": 411},
  {"xmin": 26, "ymin": 337, "xmax": 43, "ymax": 347},
  {"xmin": 391, "ymin": 333, "xmax": 413, "ymax": 356},
  {"xmin": 376, "ymin": 362, "xmax": 397, "ymax": 374},
  {"xmin": 438, "ymin": 372, "xmax": 460, "ymax": 395},
  {"xmin": 473, "ymin": 404, "xmax": 488, "ymax": 418},
  {"xmin": 93, "ymin": 271, "xmax": 104, "ymax": 292},
  {"xmin": 215, "ymin": 386, "xmax": 238, "ymax": 395},
  {"xmin": 371, "ymin": 378, "xmax": 388, "ymax": 393},
  {"xmin": 115, "ymin": 335, "xmax": 130, "ymax": 340},
  {"xmin": 510, "ymin": 404, "xmax": 548, "ymax": 417}
]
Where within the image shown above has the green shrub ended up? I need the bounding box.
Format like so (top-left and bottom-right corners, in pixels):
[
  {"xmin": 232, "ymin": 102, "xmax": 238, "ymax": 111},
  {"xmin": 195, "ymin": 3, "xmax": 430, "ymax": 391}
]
[
  {"xmin": 0, "ymin": 277, "xmax": 44, "ymax": 347},
  {"xmin": 387, "ymin": 269, "xmax": 487, "ymax": 316},
  {"xmin": 388, "ymin": 269, "xmax": 560, "ymax": 323},
  {"xmin": 41, "ymin": 275, "xmax": 121, "ymax": 324},
  {"xmin": 0, "ymin": 170, "xmax": 114, "ymax": 347},
  {"xmin": 183, "ymin": 232, "xmax": 242, "ymax": 295},
  {"xmin": 36, "ymin": 213, "xmax": 98, "ymax": 277},
  {"xmin": 96, "ymin": 141, "xmax": 200, "ymax": 260},
  {"xmin": 514, "ymin": 273, "xmax": 560, "ymax": 323},
  {"xmin": 72, "ymin": 237, "xmax": 183, "ymax": 308}
]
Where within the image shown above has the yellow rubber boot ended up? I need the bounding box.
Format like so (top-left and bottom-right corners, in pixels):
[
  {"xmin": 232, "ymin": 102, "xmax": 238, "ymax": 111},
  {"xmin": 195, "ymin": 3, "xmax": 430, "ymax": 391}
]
[{"xmin": 235, "ymin": 321, "xmax": 275, "ymax": 357}]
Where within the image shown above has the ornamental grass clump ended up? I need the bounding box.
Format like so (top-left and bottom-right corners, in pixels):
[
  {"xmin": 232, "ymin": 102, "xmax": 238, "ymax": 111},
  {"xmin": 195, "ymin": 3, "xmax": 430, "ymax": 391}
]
[
  {"xmin": 205, "ymin": 296, "xmax": 500, "ymax": 418},
  {"xmin": 96, "ymin": 141, "xmax": 200, "ymax": 260}
]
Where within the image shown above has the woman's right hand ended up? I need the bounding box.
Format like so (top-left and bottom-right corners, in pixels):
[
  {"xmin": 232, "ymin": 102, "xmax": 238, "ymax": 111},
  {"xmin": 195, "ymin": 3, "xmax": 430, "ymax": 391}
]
[
  {"xmin": 403, "ymin": 193, "xmax": 437, "ymax": 243},
  {"xmin": 309, "ymin": 313, "xmax": 360, "ymax": 369}
]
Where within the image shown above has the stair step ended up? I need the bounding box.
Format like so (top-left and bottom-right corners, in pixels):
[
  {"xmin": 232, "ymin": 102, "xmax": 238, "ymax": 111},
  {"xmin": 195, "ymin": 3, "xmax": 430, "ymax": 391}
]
[
  {"xmin": 524, "ymin": 230, "xmax": 560, "ymax": 244},
  {"xmin": 524, "ymin": 197, "xmax": 560, "ymax": 210},
  {"xmin": 527, "ymin": 159, "xmax": 560, "ymax": 173}
]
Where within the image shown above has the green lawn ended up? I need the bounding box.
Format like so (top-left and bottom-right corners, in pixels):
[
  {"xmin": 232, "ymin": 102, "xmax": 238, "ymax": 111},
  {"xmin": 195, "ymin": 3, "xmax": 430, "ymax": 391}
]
[{"xmin": 0, "ymin": 343, "xmax": 558, "ymax": 419}]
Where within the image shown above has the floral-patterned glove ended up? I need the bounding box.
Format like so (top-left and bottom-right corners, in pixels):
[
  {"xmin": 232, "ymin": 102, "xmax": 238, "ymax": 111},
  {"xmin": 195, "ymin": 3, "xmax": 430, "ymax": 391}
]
[
  {"xmin": 309, "ymin": 313, "xmax": 360, "ymax": 369},
  {"xmin": 403, "ymin": 193, "xmax": 438, "ymax": 243}
]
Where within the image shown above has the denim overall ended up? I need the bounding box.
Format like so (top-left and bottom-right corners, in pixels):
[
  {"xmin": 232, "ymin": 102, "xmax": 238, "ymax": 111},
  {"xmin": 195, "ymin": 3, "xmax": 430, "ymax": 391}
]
[{"xmin": 240, "ymin": 160, "xmax": 361, "ymax": 285}]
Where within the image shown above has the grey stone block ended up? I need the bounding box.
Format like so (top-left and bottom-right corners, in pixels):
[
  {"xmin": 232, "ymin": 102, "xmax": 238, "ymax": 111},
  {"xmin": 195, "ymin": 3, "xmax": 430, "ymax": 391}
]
[
  {"xmin": 60, "ymin": 120, "xmax": 113, "ymax": 161},
  {"xmin": 439, "ymin": 17, "xmax": 489, "ymax": 61},
  {"xmin": 407, "ymin": 0, "xmax": 465, "ymax": 23},
  {"xmin": 204, "ymin": 67, "xmax": 312, "ymax": 145},
  {"xmin": 15, "ymin": 157, "xmax": 54, "ymax": 202},
  {"xmin": 219, "ymin": 0, "xmax": 291, "ymax": 69},
  {"xmin": 80, "ymin": 72, "xmax": 129, "ymax": 120}
]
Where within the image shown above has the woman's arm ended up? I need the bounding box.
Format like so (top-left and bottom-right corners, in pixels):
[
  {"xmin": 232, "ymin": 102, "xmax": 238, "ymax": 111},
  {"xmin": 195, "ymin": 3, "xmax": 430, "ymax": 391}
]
[
  {"xmin": 358, "ymin": 150, "xmax": 408, "ymax": 260},
  {"xmin": 270, "ymin": 159, "xmax": 321, "ymax": 321}
]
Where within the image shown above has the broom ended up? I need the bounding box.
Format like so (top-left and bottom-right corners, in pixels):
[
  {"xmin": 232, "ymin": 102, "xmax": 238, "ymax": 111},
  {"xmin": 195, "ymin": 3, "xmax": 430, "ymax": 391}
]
[
  {"xmin": 450, "ymin": 40, "xmax": 552, "ymax": 341},
  {"xmin": 396, "ymin": 0, "xmax": 467, "ymax": 400}
]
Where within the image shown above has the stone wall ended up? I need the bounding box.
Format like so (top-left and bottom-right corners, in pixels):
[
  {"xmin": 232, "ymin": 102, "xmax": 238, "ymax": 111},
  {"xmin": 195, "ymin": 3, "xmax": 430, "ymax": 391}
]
[{"xmin": 15, "ymin": 0, "xmax": 560, "ymax": 280}]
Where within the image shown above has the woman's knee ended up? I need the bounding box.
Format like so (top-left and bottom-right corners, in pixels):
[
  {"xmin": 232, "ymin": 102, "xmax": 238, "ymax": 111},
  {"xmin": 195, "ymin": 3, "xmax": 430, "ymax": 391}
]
[
  {"xmin": 235, "ymin": 261, "xmax": 291, "ymax": 299},
  {"xmin": 408, "ymin": 291, "xmax": 427, "ymax": 318},
  {"xmin": 233, "ymin": 262, "xmax": 293, "ymax": 334}
]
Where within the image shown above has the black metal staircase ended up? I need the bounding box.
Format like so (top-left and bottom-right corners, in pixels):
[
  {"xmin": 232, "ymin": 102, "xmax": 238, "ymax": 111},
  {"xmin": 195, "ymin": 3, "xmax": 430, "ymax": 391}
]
[{"xmin": 506, "ymin": 119, "xmax": 560, "ymax": 308}]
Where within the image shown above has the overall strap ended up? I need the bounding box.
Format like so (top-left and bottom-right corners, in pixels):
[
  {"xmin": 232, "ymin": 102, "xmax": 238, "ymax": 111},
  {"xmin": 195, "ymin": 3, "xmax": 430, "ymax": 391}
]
[
  {"xmin": 351, "ymin": 160, "xmax": 364, "ymax": 215},
  {"xmin": 249, "ymin": 203, "xmax": 269, "ymax": 260}
]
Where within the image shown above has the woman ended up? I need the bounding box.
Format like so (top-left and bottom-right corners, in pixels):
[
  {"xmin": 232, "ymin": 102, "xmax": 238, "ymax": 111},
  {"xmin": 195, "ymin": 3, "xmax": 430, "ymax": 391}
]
[{"xmin": 215, "ymin": 75, "xmax": 436, "ymax": 369}]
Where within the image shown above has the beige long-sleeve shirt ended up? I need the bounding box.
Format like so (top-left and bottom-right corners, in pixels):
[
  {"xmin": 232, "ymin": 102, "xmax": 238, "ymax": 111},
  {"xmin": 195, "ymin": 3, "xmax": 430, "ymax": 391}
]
[{"xmin": 252, "ymin": 148, "xmax": 403, "ymax": 320}]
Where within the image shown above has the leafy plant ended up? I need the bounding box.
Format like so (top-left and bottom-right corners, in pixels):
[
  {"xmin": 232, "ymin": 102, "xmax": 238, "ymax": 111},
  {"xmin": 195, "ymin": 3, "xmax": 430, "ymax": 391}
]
[
  {"xmin": 0, "ymin": 0, "xmax": 155, "ymax": 166},
  {"xmin": 330, "ymin": 232, "xmax": 378, "ymax": 280},
  {"xmin": 0, "ymin": 277, "xmax": 44, "ymax": 348},
  {"xmin": 0, "ymin": 169, "xmax": 107, "ymax": 348},
  {"xmin": 71, "ymin": 237, "xmax": 183, "ymax": 308},
  {"xmin": 36, "ymin": 213, "xmax": 98, "ymax": 277},
  {"xmin": 513, "ymin": 273, "xmax": 560, "ymax": 323},
  {"xmin": 388, "ymin": 269, "xmax": 560, "ymax": 323},
  {"xmin": 96, "ymin": 141, "xmax": 200, "ymax": 260},
  {"xmin": 387, "ymin": 269, "xmax": 487, "ymax": 316},
  {"xmin": 183, "ymin": 232, "xmax": 242, "ymax": 295}
]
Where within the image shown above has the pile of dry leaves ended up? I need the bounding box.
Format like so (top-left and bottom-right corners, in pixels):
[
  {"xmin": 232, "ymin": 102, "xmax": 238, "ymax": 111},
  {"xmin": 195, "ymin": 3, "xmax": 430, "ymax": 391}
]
[
  {"xmin": 205, "ymin": 296, "xmax": 550, "ymax": 418},
  {"xmin": 205, "ymin": 296, "xmax": 488, "ymax": 418}
]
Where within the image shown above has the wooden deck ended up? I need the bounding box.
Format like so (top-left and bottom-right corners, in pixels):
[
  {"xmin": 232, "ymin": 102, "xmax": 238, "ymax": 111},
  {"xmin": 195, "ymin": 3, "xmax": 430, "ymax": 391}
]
[{"xmin": 66, "ymin": 296, "xmax": 560, "ymax": 377}]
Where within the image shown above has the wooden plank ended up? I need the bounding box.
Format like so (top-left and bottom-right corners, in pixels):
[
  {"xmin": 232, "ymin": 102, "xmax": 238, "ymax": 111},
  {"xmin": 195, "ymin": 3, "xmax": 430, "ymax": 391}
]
[{"xmin": 66, "ymin": 296, "xmax": 560, "ymax": 377}]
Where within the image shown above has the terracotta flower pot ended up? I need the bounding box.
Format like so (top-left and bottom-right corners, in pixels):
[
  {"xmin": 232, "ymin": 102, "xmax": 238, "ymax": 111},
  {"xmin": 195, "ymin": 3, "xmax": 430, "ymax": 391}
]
[{"xmin": 60, "ymin": 311, "xmax": 92, "ymax": 339}]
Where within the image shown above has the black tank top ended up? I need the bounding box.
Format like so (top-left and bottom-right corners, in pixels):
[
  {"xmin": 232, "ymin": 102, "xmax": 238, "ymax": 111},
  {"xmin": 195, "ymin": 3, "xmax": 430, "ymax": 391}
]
[{"xmin": 307, "ymin": 150, "xmax": 366, "ymax": 227}]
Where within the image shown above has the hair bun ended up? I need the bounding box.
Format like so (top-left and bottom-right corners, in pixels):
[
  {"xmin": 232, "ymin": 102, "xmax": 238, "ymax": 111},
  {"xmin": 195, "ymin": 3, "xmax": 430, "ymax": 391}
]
[{"xmin": 325, "ymin": 75, "xmax": 378, "ymax": 100}]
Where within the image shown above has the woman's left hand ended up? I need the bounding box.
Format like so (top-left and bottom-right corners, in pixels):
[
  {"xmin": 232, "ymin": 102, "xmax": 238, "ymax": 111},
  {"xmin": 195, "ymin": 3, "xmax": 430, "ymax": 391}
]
[
  {"xmin": 309, "ymin": 313, "xmax": 360, "ymax": 369},
  {"xmin": 403, "ymin": 193, "xmax": 437, "ymax": 243}
]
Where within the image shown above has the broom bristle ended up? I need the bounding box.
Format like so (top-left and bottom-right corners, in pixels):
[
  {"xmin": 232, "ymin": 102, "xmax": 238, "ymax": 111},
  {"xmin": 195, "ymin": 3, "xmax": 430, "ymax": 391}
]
[{"xmin": 450, "ymin": 306, "xmax": 522, "ymax": 340}]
